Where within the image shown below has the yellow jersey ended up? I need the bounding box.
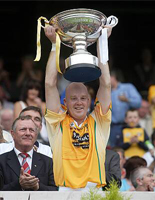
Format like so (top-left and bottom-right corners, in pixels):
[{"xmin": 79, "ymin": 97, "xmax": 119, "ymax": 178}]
[{"xmin": 45, "ymin": 102, "xmax": 111, "ymax": 189}]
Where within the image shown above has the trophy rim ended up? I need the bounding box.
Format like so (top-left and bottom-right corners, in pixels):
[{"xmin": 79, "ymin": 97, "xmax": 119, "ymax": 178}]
[
  {"xmin": 49, "ymin": 8, "xmax": 107, "ymax": 24},
  {"xmin": 49, "ymin": 8, "xmax": 107, "ymax": 48}
]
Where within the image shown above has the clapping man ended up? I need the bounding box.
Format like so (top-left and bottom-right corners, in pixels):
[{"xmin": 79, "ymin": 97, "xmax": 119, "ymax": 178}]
[{"xmin": 0, "ymin": 115, "xmax": 57, "ymax": 191}]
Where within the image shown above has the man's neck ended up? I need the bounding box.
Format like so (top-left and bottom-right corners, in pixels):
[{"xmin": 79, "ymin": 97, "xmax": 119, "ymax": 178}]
[
  {"xmin": 74, "ymin": 117, "xmax": 87, "ymax": 127},
  {"xmin": 136, "ymin": 186, "xmax": 146, "ymax": 191},
  {"xmin": 15, "ymin": 145, "xmax": 33, "ymax": 153}
]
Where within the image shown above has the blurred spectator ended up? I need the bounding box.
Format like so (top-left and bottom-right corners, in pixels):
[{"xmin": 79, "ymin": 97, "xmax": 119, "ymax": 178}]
[
  {"xmin": 0, "ymin": 86, "xmax": 14, "ymax": 110},
  {"xmin": 85, "ymin": 84, "xmax": 96, "ymax": 114},
  {"xmin": 138, "ymin": 99, "xmax": 153, "ymax": 138},
  {"xmin": 133, "ymin": 48, "xmax": 155, "ymax": 96},
  {"xmin": 148, "ymin": 85, "xmax": 155, "ymax": 130},
  {"xmin": 0, "ymin": 57, "xmax": 11, "ymax": 97},
  {"xmin": 13, "ymin": 79, "xmax": 48, "ymax": 145},
  {"xmin": 143, "ymin": 130, "xmax": 155, "ymax": 174},
  {"xmin": 110, "ymin": 70, "xmax": 142, "ymax": 147},
  {"xmin": 57, "ymin": 57, "xmax": 70, "ymax": 96},
  {"xmin": 0, "ymin": 109, "xmax": 14, "ymax": 142},
  {"xmin": 16, "ymin": 55, "xmax": 43, "ymax": 88},
  {"xmin": 103, "ymin": 149, "xmax": 122, "ymax": 190},
  {"xmin": 120, "ymin": 156, "xmax": 147, "ymax": 191},
  {"xmin": 117, "ymin": 109, "xmax": 149, "ymax": 158},
  {"xmin": 14, "ymin": 79, "xmax": 46, "ymax": 119},
  {"xmin": 0, "ymin": 125, "xmax": 7, "ymax": 143},
  {"xmin": 131, "ymin": 167, "xmax": 155, "ymax": 191},
  {"xmin": 57, "ymin": 74, "xmax": 70, "ymax": 96},
  {"xmin": 109, "ymin": 55, "xmax": 125, "ymax": 83},
  {"xmin": 112, "ymin": 147, "xmax": 126, "ymax": 179},
  {"xmin": 15, "ymin": 55, "xmax": 44, "ymax": 99}
]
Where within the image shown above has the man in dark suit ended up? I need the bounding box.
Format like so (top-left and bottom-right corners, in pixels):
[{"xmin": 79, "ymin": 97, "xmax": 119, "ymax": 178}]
[
  {"xmin": 0, "ymin": 115, "xmax": 57, "ymax": 191},
  {"xmin": 104, "ymin": 149, "xmax": 121, "ymax": 189}
]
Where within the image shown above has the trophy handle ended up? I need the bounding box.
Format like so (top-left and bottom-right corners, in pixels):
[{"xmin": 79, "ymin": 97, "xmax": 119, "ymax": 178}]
[
  {"xmin": 40, "ymin": 19, "xmax": 49, "ymax": 28},
  {"xmin": 34, "ymin": 17, "xmax": 49, "ymax": 61},
  {"xmin": 106, "ymin": 16, "xmax": 118, "ymax": 27},
  {"xmin": 88, "ymin": 15, "xmax": 118, "ymax": 41}
]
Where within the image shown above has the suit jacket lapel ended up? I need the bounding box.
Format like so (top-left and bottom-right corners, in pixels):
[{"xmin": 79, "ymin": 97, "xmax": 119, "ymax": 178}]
[
  {"xmin": 31, "ymin": 151, "xmax": 43, "ymax": 176},
  {"xmin": 7, "ymin": 150, "xmax": 21, "ymax": 177}
]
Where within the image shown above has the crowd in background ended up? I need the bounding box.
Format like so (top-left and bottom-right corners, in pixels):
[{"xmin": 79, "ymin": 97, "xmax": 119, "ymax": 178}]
[{"xmin": 1, "ymin": 46, "xmax": 155, "ymax": 191}]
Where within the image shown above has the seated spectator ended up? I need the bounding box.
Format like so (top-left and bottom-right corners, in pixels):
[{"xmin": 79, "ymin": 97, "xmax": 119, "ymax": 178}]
[
  {"xmin": 0, "ymin": 86, "xmax": 14, "ymax": 110},
  {"xmin": 103, "ymin": 149, "xmax": 121, "ymax": 190},
  {"xmin": 14, "ymin": 79, "xmax": 48, "ymax": 145},
  {"xmin": 0, "ymin": 115, "xmax": 57, "ymax": 191},
  {"xmin": 16, "ymin": 55, "xmax": 43, "ymax": 89},
  {"xmin": 112, "ymin": 147, "xmax": 126, "ymax": 179},
  {"xmin": 0, "ymin": 106, "xmax": 52, "ymax": 158},
  {"xmin": 148, "ymin": 85, "xmax": 155, "ymax": 130},
  {"xmin": 110, "ymin": 70, "xmax": 142, "ymax": 147},
  {"xmin": 13, "ymin": 55, "xmax": 44, "ymax": 102},
  {"xmin": 0, "ymin": 57, "xmax": 11, "ymax": 98},
  {"xmin": 117, "ymin": 109, "xmax": 149, "ymax": 158},
  {"xmin": 131, "ymin": 167, "xmax": 155, "ymax": 191},
  {"xmin": 14, "ymin": 79, "xmax": 45, "ymax": 119},
  {"xmin": 133, "ymin": 48, "xmax": 155, "ymax": 94},
  {"xmin": 138, "ymin": 99, "xmax": 153, "ymax": 138},
  {"xmin": 0, "ymin": 125, "xmax": 7, "ymax": 143},
  {"xmin": 143, "ymin": 130, "xmax": 155, "ymax": 173},
  {"xmin": 0, "ymin": 109, "xmax": 14, "ymax": 142},
  {"xmin": 120, "ymin": 156, "xmax": 147, "ymax": 191}
]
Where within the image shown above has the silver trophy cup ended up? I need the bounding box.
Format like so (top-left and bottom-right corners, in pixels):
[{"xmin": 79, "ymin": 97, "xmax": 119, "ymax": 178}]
[{"xmin": 44, "ymin": 8, "xmax": 118, "ymax": 82}]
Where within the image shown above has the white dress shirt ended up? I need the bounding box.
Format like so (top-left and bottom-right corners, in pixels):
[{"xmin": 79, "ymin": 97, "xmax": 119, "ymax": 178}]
[{"xmin": 14, "ymin": 147, "xmax": 33, "ymax": 169}]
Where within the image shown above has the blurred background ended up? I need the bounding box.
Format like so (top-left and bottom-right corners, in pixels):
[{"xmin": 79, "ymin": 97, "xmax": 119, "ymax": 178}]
[{"xmin": 0, "ymin": 0, "xmax": 155, "ymax": 101}]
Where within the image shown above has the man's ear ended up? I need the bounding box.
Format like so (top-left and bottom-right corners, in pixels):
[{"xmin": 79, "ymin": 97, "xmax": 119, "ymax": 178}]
[
  {"xmin": 40, "ymin": 123, "xmax": 42, "ymax": 131},
  {"xmin": 11, "ymin": 130, "xmax": 15, "ymax": 139},
  {"xmin": 137, "ymin": 178, "xmax": 143, "ymax": 186}
]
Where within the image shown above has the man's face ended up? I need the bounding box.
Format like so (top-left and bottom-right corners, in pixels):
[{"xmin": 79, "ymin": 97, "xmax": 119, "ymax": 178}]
[
  {"xmin": 21, "ymin": 110, "xmax": 42, "ymax": 131},
  {"xmin": 138, "ymin": 101, "xmax": 150, "ymax": 118},
  {"xmin": 125, "ymin": 111, "xmax": 139, "ymax": 127},
  {"xmin": 64, "ymin": 84, "xmax": 89, "ymax": 125},
  {"xmin": 140, "ymin": 169, "xmax": 155, "ymax": 190},
  {"xmin": 12, "ymin": 119, "xmax": 38, "ymax": 152}
]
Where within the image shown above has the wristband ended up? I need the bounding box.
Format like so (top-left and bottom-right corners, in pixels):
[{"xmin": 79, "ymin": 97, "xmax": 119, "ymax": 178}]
[{"xmin": 51, "ymin": 43, "xmax": 56, "ymax": 52}]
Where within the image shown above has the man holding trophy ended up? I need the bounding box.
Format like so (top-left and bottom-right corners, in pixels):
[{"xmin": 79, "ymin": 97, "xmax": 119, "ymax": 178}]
[{"xmin": 40, "ymin": 9, "xmax": 118, "ymax": 190}]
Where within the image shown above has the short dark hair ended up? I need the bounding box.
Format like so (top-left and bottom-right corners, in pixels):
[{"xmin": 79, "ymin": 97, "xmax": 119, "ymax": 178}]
[
  {"xmin": 112, "ymin": 147, "xmax": 125, "ymax": 158},
  {"xmin": 19, "ymin": 106, "xmax": 43, "ymax": 119},
  {"xmin": 124, "ymin": 156, "xmax": 147, "ymax": 179},
  {"xmin": 125, "ymin": 108, "xmax": 139, "ymax": 118},
  {"xmin": 20, "ymin": 79, "xmax": 42, "ymax": 101}
]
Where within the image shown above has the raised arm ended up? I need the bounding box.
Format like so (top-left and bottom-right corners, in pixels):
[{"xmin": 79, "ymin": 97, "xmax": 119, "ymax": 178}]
[
  {"xmin": 96, "ymin": 26, "xmax": 112, "ymax": 114},
  {"xmin": 44, "ymin": 26, "xmax": 61, "ymax": 113}
]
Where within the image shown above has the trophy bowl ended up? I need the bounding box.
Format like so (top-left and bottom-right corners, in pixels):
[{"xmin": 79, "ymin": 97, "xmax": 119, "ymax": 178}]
[
  {"xmin": 49, "ymin": 8, "xmax": 107, "ymax": 82},
  {"xmin": 49, "ymin": 8, "xmax": 107, "ymax": 47}
]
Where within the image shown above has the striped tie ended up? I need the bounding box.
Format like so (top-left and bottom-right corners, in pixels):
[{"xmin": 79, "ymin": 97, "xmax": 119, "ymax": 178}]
[{"xmin": 20, "ymin": 153, "xmax": 31, "ymax": 174}]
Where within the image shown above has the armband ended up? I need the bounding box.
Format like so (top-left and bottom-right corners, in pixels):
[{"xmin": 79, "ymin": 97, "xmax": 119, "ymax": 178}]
[{"xmin": 51, "ymin": 43, "xmax": 56, "ymax": 52}]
